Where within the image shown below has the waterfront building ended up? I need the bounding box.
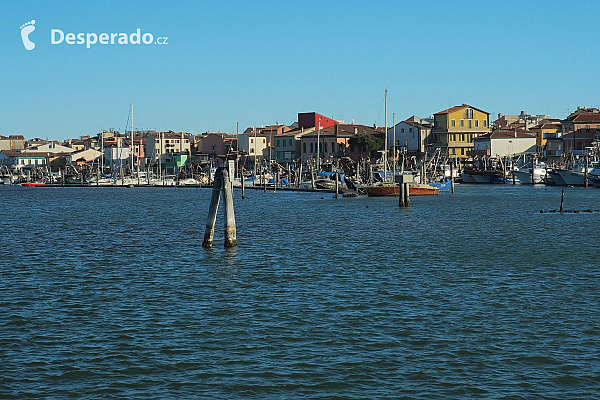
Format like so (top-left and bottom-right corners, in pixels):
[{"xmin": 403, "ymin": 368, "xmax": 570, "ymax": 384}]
[
  {"xmin": 529, "ymin": 122, "xmax": 561, "ymax": 150},
  {"xmin": 238, "ymin": 131, "xmax": 269, "ymax": 162},
  {"xmin": 146, "ymin": 131, "xmax": 191, "ymax": 165},
  {"xmin": 25, "ymin": 141, "xmax": 76, "ymax": 154},
  {"xmin": 387, "ymin": 116, "xmax": 433, "ymax": 155},
  {"xmin": 67, "ymin": 149, "xmax": 103, "ymax": 166},
  {"xmin": 432, "ymin": 104, "xmax": 491, "ymax": 158},
  {"xmin": 0, "ymin": 135, "xmax": 25, "ymax": 151},
  {"xmin": 200, "ymin": 133, "xmax": 238, "ymax": 157},
  {"xmin": 274, "ymin": 130, "xmax": 302, "ymax": 164},
  {"xmin": 0, "ymin": 149, "xmax": 47, "ymax": 169},
  {"xmin": 494, "ymin": 111, "xmax": 550, "ymax": 130},
  {"xmin": 300, "ymin": 124, "xmax": 384, "ymax": 164},
  {"xmin": 560, "ymin": 112, "xmax": 600, "ymax": 156},
  {"xmin": 472, "ymin": 129, "xmax": 537, "ymax": 157}
]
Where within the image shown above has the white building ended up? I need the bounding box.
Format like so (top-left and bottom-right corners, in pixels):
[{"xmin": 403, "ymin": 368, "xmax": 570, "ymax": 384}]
[
  {"xmin": 67, "ymin": 149, "xmax": 103, "ymax": 165},
  {"xmin": 146, "ymin": 132, "xmax": 191, "ymax": 164},
  {"xmin": 388, "ymin": 118, "xmax": 433, "ymax": 153},
  {"xmin": 238, "ymin": 132, "xmax": 268, "ymax": 160},
  {"xmin": 473, "ymin": 129, "xmax": 537, "ymax": 157},
  {"xmin": 104, "ymin": 146, "xmax": 131, "ymax": 169},
  {"xmin": 26, "ymin": 141, "xmax": 76, "ymax": 154}
]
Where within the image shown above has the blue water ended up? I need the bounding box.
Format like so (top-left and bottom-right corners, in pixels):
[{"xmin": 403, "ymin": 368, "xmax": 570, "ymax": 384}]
[{"xmin": 1, "ymin": 184, "xmax": 599, "ymax": 398}]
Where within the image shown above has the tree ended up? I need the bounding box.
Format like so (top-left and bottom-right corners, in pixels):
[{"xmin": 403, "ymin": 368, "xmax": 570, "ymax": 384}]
[{"xmin": 349, "ymin": 133, "xmax": 382, "ymax": 158}]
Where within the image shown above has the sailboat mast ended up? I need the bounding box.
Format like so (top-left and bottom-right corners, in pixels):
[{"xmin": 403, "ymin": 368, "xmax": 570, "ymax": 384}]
[
  {"xmin": 130, "ymin": 104, "xmax": 134, "ymax": 174},
  {"xmin": 393, "ymin": 112, "xmax": 396, "ymax": 177},
  {"xmin": 384, "ymin": 89, "xmax": 388, "ymax": 182}
]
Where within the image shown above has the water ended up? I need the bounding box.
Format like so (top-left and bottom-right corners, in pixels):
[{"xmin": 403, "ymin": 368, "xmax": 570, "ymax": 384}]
[{"xmin": 1, "ymin": 184, "xmax": 599, "ymax": 398}]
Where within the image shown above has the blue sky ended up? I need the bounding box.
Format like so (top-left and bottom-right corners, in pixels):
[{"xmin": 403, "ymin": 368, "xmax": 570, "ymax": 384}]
[{"xmin": 2, "ymin": 0, "xmax": 600, "ymax": 141}]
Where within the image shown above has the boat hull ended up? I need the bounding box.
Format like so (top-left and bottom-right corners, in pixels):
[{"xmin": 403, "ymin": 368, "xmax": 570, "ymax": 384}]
[{"xmin": 364, "ymin": 183, "xmax": 439, "ymax": 197}]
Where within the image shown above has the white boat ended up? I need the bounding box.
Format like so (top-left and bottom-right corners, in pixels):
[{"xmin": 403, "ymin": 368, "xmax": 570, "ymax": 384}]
[
  {"xmin": 511, "ymin": 164, "xmax": 548, "ymax": 184},
  {"xmin": 553, "ymin": 165, "xmax": 600, "ymax": 186},
  {"xmin": 178, "ymin": 178, "xmax": 201, "ymax": 186}
]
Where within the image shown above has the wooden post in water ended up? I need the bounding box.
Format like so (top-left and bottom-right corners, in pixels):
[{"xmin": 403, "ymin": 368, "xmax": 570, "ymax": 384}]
[
  {"xmin": 398, "ymin": 174, "xmax": 411, "ymax": 207},
  {"xmin": 560, "ymin": 188, "xmax": 565, "ymax": 213},
  {"xmin": 202, "ymin": 167, "xmax": 223, "ymax": 248},
  {"xmin": 241, "ymin": 172, "xmax": 245, "ymax": 199},
  {"xmin": 310, "ymin": 162, "xmax": 315, "ymax": 190},
  {"xmin": 222, "ymin": 168, "xmax": 237, "ymax": 248},
  {"xmin": 584, "ymin": 153, "xmax": 589, "ymax": 188},
  {"xmin": 531, "ymin": 155, "xmax": 536, "ymax": 185},
  {"xmin": 399, "ymin": 182, "xmax": 405, "ymax": 207},
  {"xmin": 335, "ymin": 171, "xmax": 339, "ymax": 199},
  {"xmin": 451, "ymin": 160, "xmax": 455, "ymax": 194}
]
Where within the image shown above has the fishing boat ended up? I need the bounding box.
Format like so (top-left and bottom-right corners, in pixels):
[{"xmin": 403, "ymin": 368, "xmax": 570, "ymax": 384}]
[
  {"xmin": 363, "ymin": 182, "xmax": 439, "ymax": 196},
  {"xmin": 21, "ymin": 181, "xmax": 45, "ymax": 187},
  {"xmin": 511, "ymin": 163, "xmax": 548, "ymax": 184}
]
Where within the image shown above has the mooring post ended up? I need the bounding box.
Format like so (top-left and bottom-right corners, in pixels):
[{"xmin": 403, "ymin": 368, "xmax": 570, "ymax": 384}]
[
  {"xmin": 451, "ymin": 161, "xmax": 455, "ymax": 194},
  {"xmin": 584, "ymin": 153, "xmax": 589, "ymax": 188},
  {"xmin": 222, "ymin": 168, "xmax": 237, "ymax": 248},
  {"xmin": 531, "ymin": 155, "xmax": 536, "ymax": 185},
  {"xmin": 404, "ymin": 182, "xmax": 410, "ymax": 207},
  {"xmin": 399, "ymin": 182, "xmax": 405, "ymax": 207},
  {"xmin": 560, "ymin": 188, "xmax": 565, "ymax": 213},
  {"xmin": 335, "ymin": 171, "xmax": 339, "ymax": 199},
  {"xmin": 241, "ymin": 172, "xmax": 245, "ymax": 199},
  {"xmin": 202, "ymin": 167, "xmax": 223, "ymax": 248}
]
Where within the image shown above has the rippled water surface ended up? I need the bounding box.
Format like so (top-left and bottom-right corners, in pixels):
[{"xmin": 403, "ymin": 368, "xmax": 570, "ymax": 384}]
[{"xmin": 1, "ymin": 184, "xmax": 600, "ymax": 398}]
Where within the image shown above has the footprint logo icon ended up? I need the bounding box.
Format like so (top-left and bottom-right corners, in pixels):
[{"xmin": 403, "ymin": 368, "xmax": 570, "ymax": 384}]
[{"xmin": 20, "ymin": 20, "xmax": 36, "ymax": 50}]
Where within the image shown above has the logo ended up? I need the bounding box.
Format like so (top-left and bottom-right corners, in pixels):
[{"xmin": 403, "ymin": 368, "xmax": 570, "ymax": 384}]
[{"xmin": 20, "ymin": 20, "xmax": 35, "ymax": 50}]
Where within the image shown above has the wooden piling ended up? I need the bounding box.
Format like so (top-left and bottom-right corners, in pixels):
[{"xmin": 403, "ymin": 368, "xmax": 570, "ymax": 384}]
[
  {"xmin": 451, "ymin": 161, "xmax": 455, "ymax": 194},
  {"xmin": 584, "ymin": 153, "xmax": 589, "ymax": 188},
  {"xmin": 404, "ymin": 182, "xmax": 410, "ymax": 207},
  {"xmin": 560, "ymin": 188, "xmax": 565, "ymax": 213},
  {"xmin": 241, "ymin": 172, "xmax": 245, "ymax": 199},
  {"xmin": 222, "ymin": 168, "xmax": 237, "ymax": 248},
  {"xmin": 202, "ymin": 167, "xmax": 223, "ymax": 248},
  {"xmin": 335, "ymin": 171, "xmax": 339, "ymax": 199}
]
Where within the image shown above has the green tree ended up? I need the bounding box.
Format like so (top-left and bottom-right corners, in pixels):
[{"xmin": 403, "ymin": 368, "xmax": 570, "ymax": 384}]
[{"xmin": 349, "ymin": 133, "xmax": 382, "ymax": 157}]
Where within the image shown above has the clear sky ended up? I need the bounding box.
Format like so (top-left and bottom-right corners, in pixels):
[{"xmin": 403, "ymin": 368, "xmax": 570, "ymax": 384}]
[{"xmin": 3, "ymin": 0, "xmax": 600, "ymax": 141}]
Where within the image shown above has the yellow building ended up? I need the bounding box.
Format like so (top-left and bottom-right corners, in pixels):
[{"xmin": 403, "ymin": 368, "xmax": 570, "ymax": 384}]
[
  {"xmin": 529, "ymin": 122, "xmax": 560, "ymax": 149},
  {"xmin": 432, "ymin": 103, "xmax": 491, "ymax": 158}
]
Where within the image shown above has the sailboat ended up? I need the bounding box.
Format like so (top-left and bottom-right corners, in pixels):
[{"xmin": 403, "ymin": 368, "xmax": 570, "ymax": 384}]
[{"xmin": 362, "ymin": 90, "xmax": 439, "ymax": 197}]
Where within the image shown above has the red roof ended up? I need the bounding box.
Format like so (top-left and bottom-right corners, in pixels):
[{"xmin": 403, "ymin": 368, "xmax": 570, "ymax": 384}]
[
  {"xmin": 568, "ymin": 113, "xmax": 600, "ymax": 122},
  {"xmin": 434, "ymin": 103, "xmax": 489, "ymax": 115}
]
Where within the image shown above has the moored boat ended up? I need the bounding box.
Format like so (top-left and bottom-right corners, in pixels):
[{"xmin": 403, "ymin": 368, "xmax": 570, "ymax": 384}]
[{"xmin": 363, "ymin": 182, "xmax": 439, "ymax": 197}]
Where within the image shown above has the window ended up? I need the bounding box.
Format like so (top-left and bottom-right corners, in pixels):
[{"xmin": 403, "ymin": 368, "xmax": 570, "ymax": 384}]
[
  {"xmin": 310, "ymin": 143, "xmax": 313, "ymax": 153},
  {"xmin": 276, "ymin": 139, "xmax": 280, "ymax": 146},
  {"xmin": 460, "ymin": 120, "xmax": 464, "ymax": 127},
  {"xmin": 289, "ymin": 139, "xmax": 293, "ymax": 146},
  {"xmin": 324, "ymin": 143, "xmax": 328, "ymax": 153},
  {"xmin": 251, "ymin": 138, "xmax": 254, "ymax": 144},
  {"xmin": 465, "ymin": 108, "xmax": 474, "ymax": 119},
  {"xmin": 303, "ymin": 143, "xmax": 306, "ymax": 153},
  {"xmin": 468, "ymin": 120, "xmax": 472, "ymax": 129},
  {"xmin": 262, "ymin": 139, "xmax": 265, "ymax": 143},
  {"xmin": 461, "ymin": 134, "xmax": 465, "ymax": 141},
  {"xmin": 401, "ymin": 128, "xmax": 404, "ymax": 133},
  {"xmin": 283, "ymin": 140, "xmax": 286, "ymax": 147},
  {"xmin": 451, "ymin": 120, "xmax": 456, "ymax": 127},
  {"xmin": 483, "ymin": 120, "xmax": 487, "ymax": 127},
  {"xmin": 475, "ymin": 120, "xmax": 479, "ymax": 128},
  {"xmin": 250, "ymin": 148, "xmax": 254, "ymax": 154}
]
